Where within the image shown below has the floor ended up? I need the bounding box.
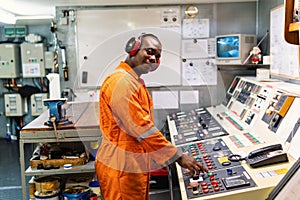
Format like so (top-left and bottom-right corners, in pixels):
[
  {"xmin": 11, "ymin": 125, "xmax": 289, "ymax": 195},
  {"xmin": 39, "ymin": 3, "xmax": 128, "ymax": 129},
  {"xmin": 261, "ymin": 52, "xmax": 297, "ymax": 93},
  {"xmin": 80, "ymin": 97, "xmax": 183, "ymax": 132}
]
[
  {"xmin": 0, "ymin": 139, "xmax": 23, "ymax": 199},
  {"xmin": 0, "ymin": 139, "xmax": 181, "ymax": 200}
]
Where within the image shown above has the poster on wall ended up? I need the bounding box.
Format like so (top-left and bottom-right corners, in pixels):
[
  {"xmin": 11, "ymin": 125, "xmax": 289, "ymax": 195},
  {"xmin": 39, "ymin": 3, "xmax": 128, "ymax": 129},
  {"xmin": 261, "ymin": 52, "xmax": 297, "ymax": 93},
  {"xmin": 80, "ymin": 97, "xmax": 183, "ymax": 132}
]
[
  {"xmin": 181, "ymin": 38, "xmax": 215, "ymax": 58},
  {"xmin": 270, "ymin": 5, "xmax": 300, "ymax": 79},
  {"xmin": 182, "ymin": 18, "xmax": 210, "ymax": 39},
  {"xmin": 182, "ymin": 58, "xmax": 217, "ymax": 86}
]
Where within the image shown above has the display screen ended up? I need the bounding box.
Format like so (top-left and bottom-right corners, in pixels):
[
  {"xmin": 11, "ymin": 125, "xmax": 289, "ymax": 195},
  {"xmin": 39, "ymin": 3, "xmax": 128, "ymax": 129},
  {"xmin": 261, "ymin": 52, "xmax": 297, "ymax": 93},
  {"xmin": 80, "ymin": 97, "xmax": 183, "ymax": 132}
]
[
  {"xmin": 222, "ymin": 174, "xmax": 250, "ymax": 189},
  {"xmin": 216, "ymin": 36, "xmax": 240, "ymax": 58}
]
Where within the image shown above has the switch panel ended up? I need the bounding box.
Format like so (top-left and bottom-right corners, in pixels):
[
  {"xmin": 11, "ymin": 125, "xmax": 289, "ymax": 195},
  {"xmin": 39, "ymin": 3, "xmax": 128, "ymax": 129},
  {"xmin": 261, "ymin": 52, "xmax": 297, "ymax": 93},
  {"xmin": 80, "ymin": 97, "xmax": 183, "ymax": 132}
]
[
  {"xmin": 0, "ymin": 44, "xmax": 20, "ymax": 78},
  {"xmin": 31, "ymin": 93, "xmax": 48, "ymax": 116},
  {"xmin": 4, "ymin": 93, "xmax": 28, "ymax": 116},
  {"xmin": 21, "ymin": 43, "xmax": 45, "ymax": 77}
]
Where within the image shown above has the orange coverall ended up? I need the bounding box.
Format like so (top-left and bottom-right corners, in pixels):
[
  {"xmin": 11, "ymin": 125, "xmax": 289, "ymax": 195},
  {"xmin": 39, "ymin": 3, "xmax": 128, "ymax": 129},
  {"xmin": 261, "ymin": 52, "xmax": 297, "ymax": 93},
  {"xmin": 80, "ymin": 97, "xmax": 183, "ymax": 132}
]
[{"xmin": 95, "ymin": 62, "xmax": 180, "ymax": 200}]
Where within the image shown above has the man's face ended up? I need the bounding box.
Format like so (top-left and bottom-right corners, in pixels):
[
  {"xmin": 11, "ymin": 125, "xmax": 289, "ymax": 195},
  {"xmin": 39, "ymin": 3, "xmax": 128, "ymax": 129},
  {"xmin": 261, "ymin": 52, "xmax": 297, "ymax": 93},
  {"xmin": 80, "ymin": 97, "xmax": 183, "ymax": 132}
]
[{"xmin": 132, "ymin": 36, "xmax": 162, "ymax": 75}]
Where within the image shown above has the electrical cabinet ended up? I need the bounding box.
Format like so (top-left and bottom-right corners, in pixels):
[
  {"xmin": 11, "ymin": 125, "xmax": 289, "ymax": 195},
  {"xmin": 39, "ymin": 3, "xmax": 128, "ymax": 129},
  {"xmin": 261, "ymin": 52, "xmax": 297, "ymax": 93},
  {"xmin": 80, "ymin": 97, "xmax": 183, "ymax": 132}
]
[
  {"xmin": 21, "ymin": 43, "xmax": 45, "ymax": 78},
  {"xmin": 4, "ymin": 93, "xmax": 28, "ymax": 116},
  {"xmin": 30, "ymin": 93, "xmax": 48, "ymax": 116},
  {"xmin": 0, "ymin": 44, "xmax": 20, "ymax": 78}
]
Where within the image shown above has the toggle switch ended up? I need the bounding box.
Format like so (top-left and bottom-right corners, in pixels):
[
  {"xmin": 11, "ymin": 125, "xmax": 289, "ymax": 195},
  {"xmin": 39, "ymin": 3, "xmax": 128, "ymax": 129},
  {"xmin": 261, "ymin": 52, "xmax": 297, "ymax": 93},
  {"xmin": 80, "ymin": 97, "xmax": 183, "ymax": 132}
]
[{"xmin": 227, "ymin": 168, "xmax": 233, "ymax": 175}]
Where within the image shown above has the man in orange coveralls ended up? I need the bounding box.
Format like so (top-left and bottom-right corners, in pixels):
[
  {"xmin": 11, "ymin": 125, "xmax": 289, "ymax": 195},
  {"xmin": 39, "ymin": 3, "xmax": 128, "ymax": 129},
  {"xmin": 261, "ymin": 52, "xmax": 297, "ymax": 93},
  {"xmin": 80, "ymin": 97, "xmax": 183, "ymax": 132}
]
[{"xmin": 95, "ymin": 33, "xmax": 208, "ymax": 200}]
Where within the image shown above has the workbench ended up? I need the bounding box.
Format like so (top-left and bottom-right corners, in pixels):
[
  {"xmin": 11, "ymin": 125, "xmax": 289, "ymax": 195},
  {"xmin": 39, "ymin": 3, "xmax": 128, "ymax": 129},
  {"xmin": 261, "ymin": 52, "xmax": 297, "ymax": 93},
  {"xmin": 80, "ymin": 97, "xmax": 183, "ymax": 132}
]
[{"xmin": 19, "ymin": 101, "xmax": 102, "ymax": 200}]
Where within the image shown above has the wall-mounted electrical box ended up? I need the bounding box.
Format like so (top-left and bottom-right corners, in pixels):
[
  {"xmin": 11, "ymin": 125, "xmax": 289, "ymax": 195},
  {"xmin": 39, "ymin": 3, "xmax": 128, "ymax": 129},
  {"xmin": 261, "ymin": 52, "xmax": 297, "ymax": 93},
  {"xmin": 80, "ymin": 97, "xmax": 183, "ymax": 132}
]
[
  {"xmin": 4, "ymin": 93, "xmax": 28, "ymax": 116},
  {"xmin": 31, "ymin": 93, "xmax": 48, "ymax": 116},
  {"xmin": 0, "ymin": 44, "xmax": 20, "ymax": 78},
  {"xmin": 21, "ymin": 43, "xmax": 45, "ymax": 78},
  {"xmin": 44, "ymin": 51, "xmax": 54, "ymax": 69}
]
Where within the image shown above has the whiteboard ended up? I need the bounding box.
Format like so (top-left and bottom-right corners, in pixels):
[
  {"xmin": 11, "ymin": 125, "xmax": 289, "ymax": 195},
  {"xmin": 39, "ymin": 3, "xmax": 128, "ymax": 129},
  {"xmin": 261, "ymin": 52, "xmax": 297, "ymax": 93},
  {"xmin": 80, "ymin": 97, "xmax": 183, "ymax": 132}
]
[
  {"xmin": 270, "ymin": 5, "xmax": 300, "ymax": 79},
  {"xmin": 76, "ymin": 7, "xmax": 181, "ymax": 88}
]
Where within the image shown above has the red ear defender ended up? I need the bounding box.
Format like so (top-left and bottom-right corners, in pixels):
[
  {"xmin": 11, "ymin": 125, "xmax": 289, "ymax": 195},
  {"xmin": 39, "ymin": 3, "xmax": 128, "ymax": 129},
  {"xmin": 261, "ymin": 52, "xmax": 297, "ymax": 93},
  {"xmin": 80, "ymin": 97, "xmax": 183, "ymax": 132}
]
[
  {"xmin": 150, "ymin": 59, "xmax": 160, "ymax": 72},
  {"xmin": 125, "ymin": 37, "xmax": 141, "ymax": 56}
]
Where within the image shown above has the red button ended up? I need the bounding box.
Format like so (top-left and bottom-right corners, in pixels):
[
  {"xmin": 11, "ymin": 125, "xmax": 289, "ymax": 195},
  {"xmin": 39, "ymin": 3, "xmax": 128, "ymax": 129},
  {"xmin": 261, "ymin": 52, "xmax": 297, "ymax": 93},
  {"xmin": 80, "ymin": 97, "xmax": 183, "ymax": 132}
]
[
  {"xmin": 211, "ymin": 180, "xmax": 218, "ymax": 187},
  {"xmin": 201, "ymin": 182, "xmax": 207, "ymax": 186},
  {"xmin": 214, "ymin": 187, "xmax": 220, "ymax": 191},
  {"xmin": 201, "ymin": 185, "xmax": 208, "ymax": 190},
  {"xmin": 203, "ymin": 188, "xmax": 209, "ymax": 193}
]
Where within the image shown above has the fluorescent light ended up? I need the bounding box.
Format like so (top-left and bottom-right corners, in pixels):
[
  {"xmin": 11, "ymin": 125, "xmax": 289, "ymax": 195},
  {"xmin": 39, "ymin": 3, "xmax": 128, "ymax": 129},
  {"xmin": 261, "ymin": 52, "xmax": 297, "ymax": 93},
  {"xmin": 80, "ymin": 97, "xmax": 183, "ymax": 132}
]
[
  {"xmin": 14, "ymin": 15, "xmax": 54, "ymax": 25},
  {"xmin": 0, "ymin": 5, "xmax": 53, "ymax": 25},
  {"xmin": 0, "ymin": 8, "xmax": 16, "ymax": 24},
  {"xmin": 15, "ymin": 15, "xmax": 54, "ymax": 20}
]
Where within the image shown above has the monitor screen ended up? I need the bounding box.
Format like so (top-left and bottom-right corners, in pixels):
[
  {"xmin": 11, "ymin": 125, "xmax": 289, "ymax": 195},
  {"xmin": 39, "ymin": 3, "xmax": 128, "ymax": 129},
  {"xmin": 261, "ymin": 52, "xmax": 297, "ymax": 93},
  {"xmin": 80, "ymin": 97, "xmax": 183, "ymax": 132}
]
[{"xmin": 216, "ymin": 35, "xmax": 240, "ymax": 58}]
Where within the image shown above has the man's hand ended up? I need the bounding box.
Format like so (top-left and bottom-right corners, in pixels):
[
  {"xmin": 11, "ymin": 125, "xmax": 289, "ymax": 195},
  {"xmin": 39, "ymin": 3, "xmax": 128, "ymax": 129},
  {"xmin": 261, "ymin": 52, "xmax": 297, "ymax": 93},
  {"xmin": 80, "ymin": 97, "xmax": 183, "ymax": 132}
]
[{"xmin": 176, "ymin": 154, "xmax": 208, "ymax": 175}]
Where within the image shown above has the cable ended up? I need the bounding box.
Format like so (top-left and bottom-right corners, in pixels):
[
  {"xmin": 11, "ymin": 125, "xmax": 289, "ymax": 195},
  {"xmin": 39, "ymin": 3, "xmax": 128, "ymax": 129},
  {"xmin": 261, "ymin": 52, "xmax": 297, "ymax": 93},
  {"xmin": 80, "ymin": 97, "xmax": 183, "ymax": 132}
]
[
  {"xmin": 40, "ymin": 77, "xmax": 48, "ymax": 92},
  {"xmin": 32, "ymin": 78, "xmax": 42, "ymax": 93},
  {"xmin": 11, "ymin": 79, "xmax": 19, "ymax": 90},
  {"xmin": 20, "ymin": 117, "xmax": 23, "ymax": 128}
]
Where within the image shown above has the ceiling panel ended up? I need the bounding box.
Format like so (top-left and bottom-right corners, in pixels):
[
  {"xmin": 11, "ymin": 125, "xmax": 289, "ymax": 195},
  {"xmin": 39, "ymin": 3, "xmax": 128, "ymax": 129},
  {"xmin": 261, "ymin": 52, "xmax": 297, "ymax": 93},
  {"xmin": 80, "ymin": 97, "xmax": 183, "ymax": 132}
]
[
  {"xmin": 0, "ymin": 0, "xmax": 256, "ymax": 16},
  {"xmin": 0, "ymin": 0, "xmax": 256, "ymax": 24}
]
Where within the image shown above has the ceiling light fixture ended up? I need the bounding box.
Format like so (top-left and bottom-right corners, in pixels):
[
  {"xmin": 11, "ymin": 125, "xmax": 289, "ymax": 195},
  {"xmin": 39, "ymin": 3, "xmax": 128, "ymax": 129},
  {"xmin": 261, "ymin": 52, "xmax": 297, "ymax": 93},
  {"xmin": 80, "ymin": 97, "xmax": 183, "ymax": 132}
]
[{"xmin": 15, "ymin": 15, "xmax": 54, "ymax": 20}]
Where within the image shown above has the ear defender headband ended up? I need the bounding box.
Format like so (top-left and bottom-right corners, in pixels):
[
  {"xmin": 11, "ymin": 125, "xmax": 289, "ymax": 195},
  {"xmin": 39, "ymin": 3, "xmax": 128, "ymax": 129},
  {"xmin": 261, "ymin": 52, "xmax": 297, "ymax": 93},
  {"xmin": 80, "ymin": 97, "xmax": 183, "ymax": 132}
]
[{"xmin": 125, "ymin": 33, "xmax": 161, "ymax": 71}]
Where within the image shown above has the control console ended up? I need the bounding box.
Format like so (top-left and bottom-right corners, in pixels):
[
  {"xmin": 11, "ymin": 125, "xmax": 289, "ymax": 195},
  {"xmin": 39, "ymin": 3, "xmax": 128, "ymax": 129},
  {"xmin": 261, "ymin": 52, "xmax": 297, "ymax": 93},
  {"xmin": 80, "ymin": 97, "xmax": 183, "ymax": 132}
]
[
  {"xmin": 183, "ymin": 166, "xmax": 256, "ymax": 198},
  {"xmin": 169, "ymin": 108, "xmax": 228, "ymax": 145},
  {"xmin": 179, "ymin": 139, "xmax": 257, "ymax": 198},
  {"xmin": 180, "ymin": 139, "xmax": 240, "ymax": 170},
  {"xmin": 167, "ymin": 76, "xmax": 300, "ymax": 200}
]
